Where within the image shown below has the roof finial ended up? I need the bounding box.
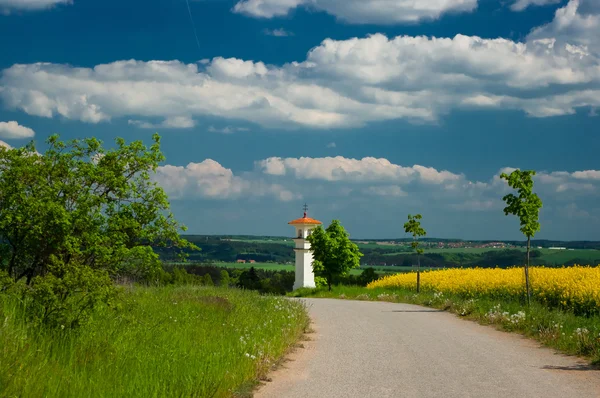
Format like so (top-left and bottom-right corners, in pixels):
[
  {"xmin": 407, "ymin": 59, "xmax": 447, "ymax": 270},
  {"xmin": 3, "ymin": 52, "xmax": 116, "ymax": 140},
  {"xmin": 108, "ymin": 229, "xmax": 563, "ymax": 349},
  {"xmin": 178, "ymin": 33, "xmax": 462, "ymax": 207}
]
[{"xmin": 303, "ymin": 203, "xmax": 308, "ymax": 218}]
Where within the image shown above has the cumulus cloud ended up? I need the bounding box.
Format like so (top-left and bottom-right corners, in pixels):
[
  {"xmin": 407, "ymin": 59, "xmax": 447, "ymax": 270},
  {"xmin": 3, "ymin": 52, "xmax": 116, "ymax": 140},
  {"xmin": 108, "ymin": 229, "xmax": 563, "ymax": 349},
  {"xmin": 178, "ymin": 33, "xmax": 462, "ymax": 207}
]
[
  {"xmin": 528, "ymin": 0, "xmax": 600, "ymax": 55},
  {"xmin": 157, "ymin": 155, "xmax": 600, "ymax": 217},
  {"xmin": 128, "ymin": 116, "xmax": 195, "ymax": 129},
  {"xmin": 511, "ymin": 0, "xmax": 562, "ymax": 11},
  {"xmin": 257, "ymin": 156, "xmax": 463, "ymax": 184},
  {"xmin": 233, "ymin": 0, "xmax": 478, "ymax": 24},
  {"xmin": 154, "ymin": 159, "xmax": 298, "ymax": 202},
  {"xmin": 572, "ymin": 170, "xmax": 600, "ymax": 180},
  {"xmin": 2, "ymin": 1, "xmax": 599, "ymax": 128},
  {"xmin": 0, "ymin": 121, "xmax": 35, "ymax": 139},
  {"xmin": 0, "ymin": 0, "xmax": 71, "ymax": 12}
]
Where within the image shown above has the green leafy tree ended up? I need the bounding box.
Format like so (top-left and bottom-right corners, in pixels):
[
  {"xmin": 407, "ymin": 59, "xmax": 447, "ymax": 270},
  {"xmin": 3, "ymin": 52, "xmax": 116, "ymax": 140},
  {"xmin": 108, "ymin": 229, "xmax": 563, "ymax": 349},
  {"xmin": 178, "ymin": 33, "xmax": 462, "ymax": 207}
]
[
  {"xmin": 0, "ymin": 134, "xmax": 197, "ymax": 326},
  {"xmin": 237, "ymin": 267, "xmax": 261, "ymax": 290},
  {"xmin": 202, "ymin": 273, "xmax": 214, "ymax": 286},
  {"xmin": 219, "ymin": 270, "xmax": 230, "ymax": 287},
  {"xmin": 404, "ymin": 214, "xmax": 426, "ymax": 293},
  {"xmin": 307, "ymin": 220, "xmax": 363, "ymax": 291},
  {"xmin": 359, "ymin": 267, "xmax": 379, "ymax": 286},
  {"xmin": 500, "ymin": 169, "xmax": 543, "ymax": 305}
]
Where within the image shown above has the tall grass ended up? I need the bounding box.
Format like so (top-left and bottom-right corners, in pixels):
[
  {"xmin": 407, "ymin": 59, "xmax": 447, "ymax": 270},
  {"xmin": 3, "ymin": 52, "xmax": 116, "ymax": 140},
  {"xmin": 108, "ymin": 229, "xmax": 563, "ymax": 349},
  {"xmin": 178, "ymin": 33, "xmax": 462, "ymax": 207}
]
[{"xmin": 1, "ymin": 285, "xmax": 309, "ymax": 397}]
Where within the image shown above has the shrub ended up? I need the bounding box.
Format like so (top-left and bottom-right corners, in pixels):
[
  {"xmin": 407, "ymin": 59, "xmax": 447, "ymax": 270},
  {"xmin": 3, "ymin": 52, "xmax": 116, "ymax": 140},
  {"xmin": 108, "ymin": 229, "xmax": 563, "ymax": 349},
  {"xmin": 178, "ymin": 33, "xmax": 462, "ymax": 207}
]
[
  {"xmin": 26, "ymin": 261, "xmax": 116, "ymax": 328},
  {"xmin": 202, "ymin": 274, "xmax": 214, "ymax": 286},
  {"xmin": 220, "ymin": 270, "xmax": 230, "ymax": 287}
]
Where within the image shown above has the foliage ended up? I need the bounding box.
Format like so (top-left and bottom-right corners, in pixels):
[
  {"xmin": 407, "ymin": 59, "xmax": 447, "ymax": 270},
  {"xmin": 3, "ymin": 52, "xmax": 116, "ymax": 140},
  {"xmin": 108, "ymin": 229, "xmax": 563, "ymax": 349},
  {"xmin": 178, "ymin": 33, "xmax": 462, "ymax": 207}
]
[
  {"xmin": 314, "ymin": 276, "xmax": 328, "ymax": 288},
  {"xmin": 237, "ymin": 267, "xmax": 261, "ymax": 290},
  {"xmin": 404, "ymin": 214, "xmax": 427, "ymax": 255},
  {"xmin": 0, "ymin": 134, "xmax": 197, "ymax": 285},
  {"xmin": 500, "ymin": 169, "xmax": 543, "ymax": 304},
  {"xmin": 500, "ymin": 170, "xmax": 543, "ymax": 240},
  {"xmin": 26, "ymin": 261, "xmax": 117, "ymax": 328},
  {"xmin": 307, "ymin": 220, "xmax": 363, "ymax": 291},
  {"xmin": 202, "ymin": 273, "xmax": 214, "ymax": 286},
  {"xmin": 358, "ymin": 267, "xmax": 379, "ymax": 285},
  {"xmin": 0, "ymin": 285, "xmax": 309, "ymax": 397},
  {"xmin": 0, "ymin": 134, "xmax": 197, "ymax": 327},
  {"xmin": 219, "ymin": 270, "xmax": 230, "ymax": 287},
  {"xmin": 403, "ymin": 214, "xmax": 427, "ymax": 292},
  {"xmin": 368, "ymin": 266, "xmax": 600, "ymax": 315}
]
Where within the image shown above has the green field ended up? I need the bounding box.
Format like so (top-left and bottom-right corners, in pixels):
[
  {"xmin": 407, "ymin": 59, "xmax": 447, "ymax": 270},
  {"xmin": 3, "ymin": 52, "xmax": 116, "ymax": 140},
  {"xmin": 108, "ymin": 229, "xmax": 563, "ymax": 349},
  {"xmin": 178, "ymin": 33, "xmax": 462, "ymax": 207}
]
[
  {"xmin": 211, "ymin": 262, "xmax": 415, "ymax": 275},
  {"xmin": 0, "ymin": 285, "xmax": 309, "ymax": 397}
]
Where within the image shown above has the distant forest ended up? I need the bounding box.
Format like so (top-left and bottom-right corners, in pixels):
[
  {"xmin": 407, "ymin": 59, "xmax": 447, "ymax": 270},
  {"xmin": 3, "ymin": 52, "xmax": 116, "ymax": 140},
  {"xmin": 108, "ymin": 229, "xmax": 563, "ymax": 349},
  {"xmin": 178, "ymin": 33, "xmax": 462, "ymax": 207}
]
[{"xmin": 156, "ymin": 235, "xmax": 600, "ymax": 268}]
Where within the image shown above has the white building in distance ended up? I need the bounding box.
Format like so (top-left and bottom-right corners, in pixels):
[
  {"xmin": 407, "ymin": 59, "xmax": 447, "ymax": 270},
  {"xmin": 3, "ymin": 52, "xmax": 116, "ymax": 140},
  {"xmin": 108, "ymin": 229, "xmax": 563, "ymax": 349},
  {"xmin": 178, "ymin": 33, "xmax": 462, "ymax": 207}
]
[{"xmin": 288, "ymin": 207, "xmax": 322, "ymax": 290}]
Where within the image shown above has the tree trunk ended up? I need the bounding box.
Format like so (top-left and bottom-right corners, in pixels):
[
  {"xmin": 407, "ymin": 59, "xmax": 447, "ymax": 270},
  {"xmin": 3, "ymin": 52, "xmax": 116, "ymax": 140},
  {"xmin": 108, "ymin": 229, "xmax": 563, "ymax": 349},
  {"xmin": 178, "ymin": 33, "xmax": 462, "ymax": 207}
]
[
  {"xmin": 416, "ymin": 254, "xmax": 421, "ymax": 293},
  {"xmin": 327, "ymin": 274, "xmax": 332, "ymax": 291},
  {"xmin": 525, "ymin": 236, "xmax": 531, "ymax": 306}
]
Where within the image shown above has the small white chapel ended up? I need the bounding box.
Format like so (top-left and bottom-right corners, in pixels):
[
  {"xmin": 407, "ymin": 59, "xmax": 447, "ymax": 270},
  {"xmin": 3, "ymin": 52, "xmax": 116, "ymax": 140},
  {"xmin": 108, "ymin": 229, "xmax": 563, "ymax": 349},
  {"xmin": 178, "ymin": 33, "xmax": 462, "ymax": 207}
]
[{"xmin": 288, "ymin": 205, "xmax": 322, "ymax": 290}]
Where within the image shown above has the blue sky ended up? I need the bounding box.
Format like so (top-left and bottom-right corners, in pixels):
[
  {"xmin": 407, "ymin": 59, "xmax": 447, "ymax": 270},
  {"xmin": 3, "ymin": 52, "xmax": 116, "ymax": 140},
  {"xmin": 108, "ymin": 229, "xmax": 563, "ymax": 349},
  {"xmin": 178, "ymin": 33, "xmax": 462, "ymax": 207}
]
[{"xmin": 1, "ymin": 0, "xmax": 599, "ymax": 240}]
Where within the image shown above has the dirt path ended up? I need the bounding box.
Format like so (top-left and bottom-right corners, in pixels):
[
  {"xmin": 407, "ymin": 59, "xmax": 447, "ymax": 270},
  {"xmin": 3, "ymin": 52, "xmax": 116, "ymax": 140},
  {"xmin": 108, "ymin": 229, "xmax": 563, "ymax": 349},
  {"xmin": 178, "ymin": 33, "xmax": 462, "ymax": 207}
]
[{"xmin": 256, "ymin": 298, "xmax": 600, "ymax": 398}]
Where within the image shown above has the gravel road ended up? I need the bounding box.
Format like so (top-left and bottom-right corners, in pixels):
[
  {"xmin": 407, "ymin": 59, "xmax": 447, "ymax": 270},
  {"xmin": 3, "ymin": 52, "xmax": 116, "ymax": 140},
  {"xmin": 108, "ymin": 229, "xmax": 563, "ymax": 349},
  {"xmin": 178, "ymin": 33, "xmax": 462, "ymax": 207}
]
[{"xmin": 256, "ymin": 298, "xmax": 600, "ymax": 398}]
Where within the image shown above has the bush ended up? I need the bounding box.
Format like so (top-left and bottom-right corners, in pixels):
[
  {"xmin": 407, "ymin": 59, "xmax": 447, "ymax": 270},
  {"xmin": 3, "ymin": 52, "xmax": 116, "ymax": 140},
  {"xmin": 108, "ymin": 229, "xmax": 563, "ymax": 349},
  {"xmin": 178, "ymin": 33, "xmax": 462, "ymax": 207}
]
[
  {"xmin": 202, "ymin": 274, "xmax": 214, "ymax": 286},
  {"xmin": 26, "ymin": 261, "xmax": 117, "ymax": 328},
  {"xmin": 315, "ymin": 276, "xmax": 328, "ymax": 288},
  {"xmin": 219, "ymin": 270, "xmax": 230, "ymax": 287}
]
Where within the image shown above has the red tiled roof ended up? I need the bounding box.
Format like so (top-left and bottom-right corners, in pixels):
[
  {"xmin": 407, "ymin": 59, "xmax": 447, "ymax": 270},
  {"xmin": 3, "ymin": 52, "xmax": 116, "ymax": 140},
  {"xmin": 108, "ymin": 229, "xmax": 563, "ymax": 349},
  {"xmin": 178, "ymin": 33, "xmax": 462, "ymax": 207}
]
[{"xmin": 288, "ymin": 216, "xmax": 322, "ymax": 225}]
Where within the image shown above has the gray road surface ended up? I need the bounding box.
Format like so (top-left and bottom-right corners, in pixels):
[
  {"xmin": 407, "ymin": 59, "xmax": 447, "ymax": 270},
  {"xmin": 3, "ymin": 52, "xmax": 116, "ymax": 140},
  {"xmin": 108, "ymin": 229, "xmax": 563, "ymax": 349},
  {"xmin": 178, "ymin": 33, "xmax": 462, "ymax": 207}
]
[{"xmin": 256, "ymin": 298, "xmax": 600, "ymax": 398}]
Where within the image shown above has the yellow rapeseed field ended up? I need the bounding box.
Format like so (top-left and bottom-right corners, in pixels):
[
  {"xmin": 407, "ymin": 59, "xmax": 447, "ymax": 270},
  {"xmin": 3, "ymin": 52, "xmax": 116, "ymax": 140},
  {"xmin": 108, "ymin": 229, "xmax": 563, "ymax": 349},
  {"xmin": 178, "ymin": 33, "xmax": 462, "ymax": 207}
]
[{"xmin": 367, "ymin": 266, "xmax": 600, "ymax": 314}]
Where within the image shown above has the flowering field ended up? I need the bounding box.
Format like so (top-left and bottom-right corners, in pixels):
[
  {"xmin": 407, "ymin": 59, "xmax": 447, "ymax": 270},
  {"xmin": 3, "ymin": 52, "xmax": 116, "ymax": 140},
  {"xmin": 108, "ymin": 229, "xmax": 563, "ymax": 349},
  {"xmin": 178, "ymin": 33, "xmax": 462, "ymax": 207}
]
[{"xmin": 367, "ymin": 266, "xmax": 600, "ymax": 314}]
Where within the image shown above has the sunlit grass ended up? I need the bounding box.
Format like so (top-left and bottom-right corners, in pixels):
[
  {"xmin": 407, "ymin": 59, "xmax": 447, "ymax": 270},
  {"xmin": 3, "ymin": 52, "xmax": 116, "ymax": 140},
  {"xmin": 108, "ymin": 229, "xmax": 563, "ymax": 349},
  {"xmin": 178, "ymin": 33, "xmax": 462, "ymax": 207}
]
[{"xmin": 0, "ymin": 285, "xmax": 309, "ymax": 397}]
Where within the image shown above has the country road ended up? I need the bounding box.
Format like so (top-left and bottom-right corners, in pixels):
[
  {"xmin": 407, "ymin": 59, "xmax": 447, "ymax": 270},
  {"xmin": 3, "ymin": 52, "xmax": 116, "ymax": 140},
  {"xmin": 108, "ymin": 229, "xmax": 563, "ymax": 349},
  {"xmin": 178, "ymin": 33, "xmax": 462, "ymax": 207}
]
[{"xmin": 256, "ymin": 299, "xmax": 600, "ymax": 398}]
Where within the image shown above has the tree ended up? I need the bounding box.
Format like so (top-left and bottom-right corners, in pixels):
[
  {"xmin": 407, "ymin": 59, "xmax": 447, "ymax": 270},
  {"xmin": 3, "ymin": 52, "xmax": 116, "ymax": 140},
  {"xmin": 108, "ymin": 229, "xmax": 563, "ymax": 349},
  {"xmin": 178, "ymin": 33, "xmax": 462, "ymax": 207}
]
[
  {"xmin": 500, "ymin": 169, "xmax": 543, "ymax": 306},
  {"xmin": 404, "ymin": 214, "xmax": 426, "ymax": 293},
  {"xmin": 237, "ymin": 267, "xmax": 261, "ymax": 290},
  {"xmin": 219, "ymin": 270, "xmax": 230, "ymax": 287},
  {"xmin": 202, "ymin": 273, "xmax": 214, "ymax": 286},
  {"xmin": 359, "ymin": 267, "xmax": 379, "ymax": 286},
  {"xmin": 307, "ymin": 220, "xmax": 362, "ymax": 291},
  {"xmin": 0, "ymin": 134, "xmax": 197, "ymax": 326}
]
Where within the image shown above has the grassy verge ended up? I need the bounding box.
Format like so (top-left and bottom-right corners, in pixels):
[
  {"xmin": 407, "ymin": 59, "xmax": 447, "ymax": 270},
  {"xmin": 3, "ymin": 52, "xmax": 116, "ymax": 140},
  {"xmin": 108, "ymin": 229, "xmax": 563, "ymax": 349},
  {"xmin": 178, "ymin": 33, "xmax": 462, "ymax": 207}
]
[
  {"xmin": 1, "ymin": 285, "xmax": 310, "ymax": 397},
  {"xmin": 290, "ymin": 286, "xmax": 600, "ymax": 365}
]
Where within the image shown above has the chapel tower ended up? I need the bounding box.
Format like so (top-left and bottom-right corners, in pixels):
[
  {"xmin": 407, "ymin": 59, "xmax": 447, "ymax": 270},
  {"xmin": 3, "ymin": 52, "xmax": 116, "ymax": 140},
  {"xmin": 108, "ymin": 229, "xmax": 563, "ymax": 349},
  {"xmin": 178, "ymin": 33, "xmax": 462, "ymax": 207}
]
[{"xmin": 288, "ymin": 204, "xmax": 322, "ymax": 290}]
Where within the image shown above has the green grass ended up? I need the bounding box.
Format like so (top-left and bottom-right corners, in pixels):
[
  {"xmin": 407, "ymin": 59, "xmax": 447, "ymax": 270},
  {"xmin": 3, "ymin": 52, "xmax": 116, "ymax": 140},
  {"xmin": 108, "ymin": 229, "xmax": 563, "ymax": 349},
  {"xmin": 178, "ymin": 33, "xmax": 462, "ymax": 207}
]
[
  {"xmin": 290, "ymin": 285, "xmax": 600, "ymax": 365},
  {"xmin": 0, "ymin": 285, "xmax": 310, "ymax": 397}
]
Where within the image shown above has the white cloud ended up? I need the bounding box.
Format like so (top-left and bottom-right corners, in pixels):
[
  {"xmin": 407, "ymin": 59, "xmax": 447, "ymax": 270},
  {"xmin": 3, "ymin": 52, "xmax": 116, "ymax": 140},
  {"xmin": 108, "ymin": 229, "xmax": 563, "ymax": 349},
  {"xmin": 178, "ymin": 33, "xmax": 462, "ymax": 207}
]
[
  {"xmin": 263, "ymin": 28, "xmax": 293, "ymax": 37},
  {"xmin": 0, "ymin": 140, "xmax": 11, "ymax": 149},
  {"xmin": 0, "ymin": 0, "xmax": 71, "ymax": 12},
  {"xmin": 572, "ymin": 170, "xmax": 600, "ymax": 180},
  {"xmin": 326, "ymin": 142, "xmax": 336, "ymax": 148},
  {"xmin": 152, "ymin": 155, "xmax": 600, "ymax": 227},
  {"xmin": 2, "ymin": 3, "xmax": 600, "ymax": 129},
  {"xmin": 511, "ymin": 0, "xmax": 561, "ymax": 11},
  {"xmin": 208, "ymin": 126, "xmax": 250, "ymax": 134},
  {"xmin": 128, "ymin": 116, "xmax": 195, "ymax": 129},
  {"xmin": 154, "ymin": 159, "xmax": 298, "ymax": 201},
  {"xmin": 0, "ymin": 121, "xmax": 35, "ymax": 139},
  {"xmin": 528, "ymin": 0, "xmax": 600, "ymax": 55},
  {"xmin": 257, "ymin": 156, "xmax": 462, "ymax": 184},
  {"xmin": 233, "ymin": 0, "xmax": 478, "ymax": 24}
]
